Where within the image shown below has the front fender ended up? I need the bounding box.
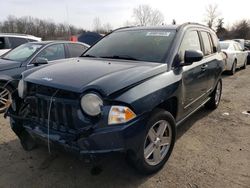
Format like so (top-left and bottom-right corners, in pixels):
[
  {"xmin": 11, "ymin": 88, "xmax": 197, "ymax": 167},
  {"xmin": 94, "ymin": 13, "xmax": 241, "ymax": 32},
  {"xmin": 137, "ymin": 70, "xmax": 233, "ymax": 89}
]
[{"xmin": 114, "ymin": 71, "xmax": 182, "ymax": 115}]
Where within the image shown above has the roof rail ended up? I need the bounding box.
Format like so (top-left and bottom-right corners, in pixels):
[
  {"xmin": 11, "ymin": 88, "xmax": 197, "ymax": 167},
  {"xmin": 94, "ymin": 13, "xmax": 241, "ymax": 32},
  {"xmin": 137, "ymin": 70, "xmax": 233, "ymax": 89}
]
[
  {"xmin": 177, "ymin": 22, "xmax": 215, "ymax": 32},
  {"xmin": 182, "ymin": 22, "xmax": 208, "ymax": 27},
  {"xmin": 112, "ymin": 26, "xmax": 136, "ymax": 32}
]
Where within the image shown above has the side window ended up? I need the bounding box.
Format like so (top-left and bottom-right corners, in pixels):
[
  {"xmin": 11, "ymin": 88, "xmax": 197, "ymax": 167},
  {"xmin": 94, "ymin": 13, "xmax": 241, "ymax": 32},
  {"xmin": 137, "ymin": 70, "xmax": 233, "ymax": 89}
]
[
  {"xmin": 8, "ymin": 37, "xmax": 28, "ymax": 48},
  {"xmin": 210, "ymin": 33, "xmax": 219, "ymax": 52},
  {"xmin": 0, "ymin": 37, "xmax": 7, "ymax": 49},
  {"xmin": 68, "ymin": 44, "xmax": 88, "ymax": 57},
  {"xmin": 179, "ymin": 31, "xmax": 201, "ymax": 61},
  {"xmin": 201, "ymin": 32, "xmax": 213, "ymax": 56},
  {"xmin": 36, "ymin": 44, "xmax": 65, "ymax": 61}
]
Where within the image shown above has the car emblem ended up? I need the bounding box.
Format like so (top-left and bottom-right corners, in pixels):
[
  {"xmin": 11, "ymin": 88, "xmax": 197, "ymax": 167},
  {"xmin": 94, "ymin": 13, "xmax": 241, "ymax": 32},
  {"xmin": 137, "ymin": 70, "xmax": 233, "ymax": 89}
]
[{"xmin": 42, "ymin": 77, "xmax": 53, "ymax": 81}]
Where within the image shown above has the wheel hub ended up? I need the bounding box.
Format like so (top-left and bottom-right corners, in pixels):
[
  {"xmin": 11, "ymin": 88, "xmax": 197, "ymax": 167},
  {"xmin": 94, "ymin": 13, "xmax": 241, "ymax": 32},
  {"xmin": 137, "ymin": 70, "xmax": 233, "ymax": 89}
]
[{"xmin": 153, "ymin": 137, "xmax": 161, "ymax": 148}]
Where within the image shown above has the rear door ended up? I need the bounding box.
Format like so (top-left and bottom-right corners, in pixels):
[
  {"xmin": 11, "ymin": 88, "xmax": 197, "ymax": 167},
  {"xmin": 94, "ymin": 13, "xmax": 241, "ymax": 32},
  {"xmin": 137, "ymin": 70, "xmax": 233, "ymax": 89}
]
[
  {"xmin": 199, "ymin": 31, "xmax": 220, "ymax": 92},
  {"xmin": 180, "ymin": 30, "xmax": 209, "ymax": 114}
]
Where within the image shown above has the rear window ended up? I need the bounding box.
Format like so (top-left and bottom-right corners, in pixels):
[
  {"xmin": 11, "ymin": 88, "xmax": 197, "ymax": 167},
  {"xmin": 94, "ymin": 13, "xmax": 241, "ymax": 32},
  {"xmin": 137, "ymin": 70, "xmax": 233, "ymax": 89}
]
[{"xmin": 8, "ymin": 37, "xmax": 28, "ymax": 48}]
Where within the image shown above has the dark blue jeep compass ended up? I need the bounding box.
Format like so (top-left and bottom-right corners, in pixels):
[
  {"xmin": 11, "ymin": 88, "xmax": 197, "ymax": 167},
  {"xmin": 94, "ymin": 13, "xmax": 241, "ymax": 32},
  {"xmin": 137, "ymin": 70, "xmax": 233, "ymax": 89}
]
[{"xmin": 7, "ymin": 23, "xmax": 224, "ymax": 174}]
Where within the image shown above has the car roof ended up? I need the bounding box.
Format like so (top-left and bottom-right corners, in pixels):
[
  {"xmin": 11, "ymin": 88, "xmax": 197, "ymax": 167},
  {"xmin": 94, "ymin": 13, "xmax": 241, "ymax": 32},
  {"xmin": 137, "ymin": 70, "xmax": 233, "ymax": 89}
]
[
  {"xmin": 0, "ymin": 33, "xmax": 41, "ymax": 41},
  {"xmin": 29, "ymin": 40, "xmax": 89, "ymax": 47},
  {"xmin": 114, "ymin": 23, "xmax": 212, "ymax": 32}
]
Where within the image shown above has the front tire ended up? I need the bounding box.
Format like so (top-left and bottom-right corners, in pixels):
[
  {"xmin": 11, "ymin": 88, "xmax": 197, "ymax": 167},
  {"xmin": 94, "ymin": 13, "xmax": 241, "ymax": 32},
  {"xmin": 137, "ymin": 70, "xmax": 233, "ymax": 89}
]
[
  {"xmin": 129, "ymin": 109, "xmax": 176, "ymax": 174},
  {"xmin": 205, "ymin": 79, "xmax": 222, "ymax": 110}
]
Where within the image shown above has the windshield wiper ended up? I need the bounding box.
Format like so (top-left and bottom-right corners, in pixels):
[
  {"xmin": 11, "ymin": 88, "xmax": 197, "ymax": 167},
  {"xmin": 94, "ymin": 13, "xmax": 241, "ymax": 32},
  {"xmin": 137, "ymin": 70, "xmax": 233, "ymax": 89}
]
[
  {"xmin": 1, "ymin": 57, "xmax": 11, "ymax": 61},
  {"xmin": 81, "ymin": 54, "xmax": 97, "ymax": 58},
  {"xmin": 100, "ymin": 55, "xmax": 139, "ymax": 61}
]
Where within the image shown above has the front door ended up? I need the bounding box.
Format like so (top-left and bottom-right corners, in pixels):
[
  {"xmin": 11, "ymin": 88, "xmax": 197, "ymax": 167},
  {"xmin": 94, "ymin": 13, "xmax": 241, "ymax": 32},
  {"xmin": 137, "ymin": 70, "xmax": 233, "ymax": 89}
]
[{"xmin": 178, "ymin": 30, "xmax": 209, "ymax": 115}]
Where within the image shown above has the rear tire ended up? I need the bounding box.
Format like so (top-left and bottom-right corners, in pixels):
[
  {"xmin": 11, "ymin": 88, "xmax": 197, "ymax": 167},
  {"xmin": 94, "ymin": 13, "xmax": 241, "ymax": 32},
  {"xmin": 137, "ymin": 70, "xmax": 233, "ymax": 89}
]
[
  {"xmin": 230, "ymin": 61, "xmax": 236, "ymax": 75},
  {"xmin": 205, "ymin": 79, "xmax": 222, "ymax": 110},
  {"xmin": 128, "ymin": 109, "xmax": 176, "ymax": 174},
  {"xmin": 242, "ymin": 59, "xmax": 247, "ymax": 69}
]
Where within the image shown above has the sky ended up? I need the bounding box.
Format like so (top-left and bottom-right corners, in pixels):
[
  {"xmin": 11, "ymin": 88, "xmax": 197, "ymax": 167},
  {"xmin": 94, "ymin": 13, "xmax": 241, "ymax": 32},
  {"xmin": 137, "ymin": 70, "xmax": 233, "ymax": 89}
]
[{"xmin": 0, "ymin": 0, "xmax": 249, "ymax": 30}]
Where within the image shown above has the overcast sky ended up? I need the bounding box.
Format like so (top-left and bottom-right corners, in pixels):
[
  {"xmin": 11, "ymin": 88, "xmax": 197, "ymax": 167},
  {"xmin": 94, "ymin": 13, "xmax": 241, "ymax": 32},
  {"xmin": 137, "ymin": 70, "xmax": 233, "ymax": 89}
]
[{"xmin": 1, "ymin": 0, "xmax": 249, "ymax": 30}]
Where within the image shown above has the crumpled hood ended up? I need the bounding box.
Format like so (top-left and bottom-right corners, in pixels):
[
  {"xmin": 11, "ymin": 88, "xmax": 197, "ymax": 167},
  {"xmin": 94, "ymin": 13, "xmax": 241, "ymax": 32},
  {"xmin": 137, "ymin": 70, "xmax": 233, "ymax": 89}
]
[
  {"xmin": 25, "ymin": 58, "xmax": 167, "ymax": 96},
  {"xmin": 0, "ymin": 58, "xmax": 22, "ymax": 71}
]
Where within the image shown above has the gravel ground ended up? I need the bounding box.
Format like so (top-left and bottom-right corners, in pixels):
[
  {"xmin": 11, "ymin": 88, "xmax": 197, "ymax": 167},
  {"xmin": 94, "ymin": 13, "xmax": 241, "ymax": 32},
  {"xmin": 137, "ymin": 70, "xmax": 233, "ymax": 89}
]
[{"xmin": 0, "ymin": 67, "xmax": 250, "ymax": 188}]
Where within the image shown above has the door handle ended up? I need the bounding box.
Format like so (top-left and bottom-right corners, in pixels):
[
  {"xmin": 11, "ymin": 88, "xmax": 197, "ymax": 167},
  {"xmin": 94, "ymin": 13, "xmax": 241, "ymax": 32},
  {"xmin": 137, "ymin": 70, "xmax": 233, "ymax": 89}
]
[{"xmin": 201, "ymin": 64, "xmax": 208, "ymax": 71}]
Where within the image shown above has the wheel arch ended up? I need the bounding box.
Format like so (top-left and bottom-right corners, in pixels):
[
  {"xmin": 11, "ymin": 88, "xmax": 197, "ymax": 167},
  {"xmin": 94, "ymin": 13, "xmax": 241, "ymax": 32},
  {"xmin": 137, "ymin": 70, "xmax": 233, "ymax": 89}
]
[
  {"xmin": 155, "ymin": 97, "xmax": 178, "ymax": 119},
  {"xmin": 0, "ymin": 75, "xmax": 17, "ymax": 90}
]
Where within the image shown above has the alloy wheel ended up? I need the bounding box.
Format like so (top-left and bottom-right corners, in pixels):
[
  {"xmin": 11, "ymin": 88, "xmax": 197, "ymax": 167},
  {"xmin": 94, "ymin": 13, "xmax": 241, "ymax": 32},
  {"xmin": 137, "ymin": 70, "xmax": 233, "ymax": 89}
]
[
  {"xmin": 144, "ymin": 120, "xmax": 172, "ymax": 166},
  {"xmin": 215, "ymin": 81, "xmax": 222, "ymax": 105},
  {"xmin": 0, "ymin": 87, "xmax": 12, "ymax": 112}
]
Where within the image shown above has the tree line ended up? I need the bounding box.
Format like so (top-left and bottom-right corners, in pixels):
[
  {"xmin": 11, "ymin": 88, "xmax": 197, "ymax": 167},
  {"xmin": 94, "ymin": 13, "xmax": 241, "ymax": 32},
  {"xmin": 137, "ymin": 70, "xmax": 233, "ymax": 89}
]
[
  {"xmin": 204, "ymin": 4, "xmax": 250, "ymax": 40},
  {"xmin": 0, "ymin": 15, "xmax": 85, "ymax": 40},
  {"xmin": 0, "ymin": 4, "xmax": 249, "ymax": 41}
]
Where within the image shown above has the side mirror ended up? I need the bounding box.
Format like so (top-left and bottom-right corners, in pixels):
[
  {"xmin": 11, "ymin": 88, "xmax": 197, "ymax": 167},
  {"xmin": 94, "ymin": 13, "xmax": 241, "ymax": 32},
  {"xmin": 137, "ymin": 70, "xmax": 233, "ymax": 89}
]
[
  {"xmin": 33, "ymin": 57, "xmax": 48, "ymax": 66},
  {"xmin": 182, "ymin": 50, "xmax": 204, "ymax": 66}
]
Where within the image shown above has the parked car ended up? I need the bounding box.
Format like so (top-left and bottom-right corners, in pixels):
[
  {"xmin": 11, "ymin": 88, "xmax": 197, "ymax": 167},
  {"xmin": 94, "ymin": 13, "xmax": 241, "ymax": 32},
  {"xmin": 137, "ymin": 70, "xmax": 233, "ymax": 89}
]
[
  {"xmin": 7, "ymin": 23, "xmax": 224, "ymax": 174},
  {"xmin": 0, "ymin": 41, "xmax": 89, "ymax": 113},
  {"xmin": 0, "ymin": 33, "xmax": 41, "ymax": 56},
  {"xmin": 233, "ymin": 39, "xmax": 245, "ymax": 49},
  {"xmin": 220, "ymin": 40, "xmax": 248, "ymax": 75}
]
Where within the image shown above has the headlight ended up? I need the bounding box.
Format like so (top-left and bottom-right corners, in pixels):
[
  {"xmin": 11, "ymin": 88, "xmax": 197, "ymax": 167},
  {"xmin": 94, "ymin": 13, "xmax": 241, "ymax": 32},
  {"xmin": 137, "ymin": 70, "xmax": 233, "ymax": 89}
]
[
  {"xmin": 80, "ymin": 93, "xmax": 103, "ymax": 116},
  {"xmin": 108, "ymin": 106, "xmax": 136, "ymax": 125},
  {"xmin": 18, "ymin": 79, "xmax": 27, "ymax": 99}
]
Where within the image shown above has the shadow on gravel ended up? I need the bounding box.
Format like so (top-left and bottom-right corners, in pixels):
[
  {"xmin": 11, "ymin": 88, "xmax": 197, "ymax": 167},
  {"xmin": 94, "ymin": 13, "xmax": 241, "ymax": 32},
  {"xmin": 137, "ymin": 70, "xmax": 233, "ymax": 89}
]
[
  {"xmin": 0, "ymin": 139, "xmax": 149, "ymax": 188},
  {"xmin": 176, "ymin": 107, "xmax": 212, "ymax": 140}
]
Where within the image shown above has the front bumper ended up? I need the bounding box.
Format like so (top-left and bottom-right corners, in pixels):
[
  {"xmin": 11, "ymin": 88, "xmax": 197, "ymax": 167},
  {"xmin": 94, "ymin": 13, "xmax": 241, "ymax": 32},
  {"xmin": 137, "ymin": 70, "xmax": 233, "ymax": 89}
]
[{"xmin": 9, "ymin": 111, "xmax": 149, "ymax": 156}]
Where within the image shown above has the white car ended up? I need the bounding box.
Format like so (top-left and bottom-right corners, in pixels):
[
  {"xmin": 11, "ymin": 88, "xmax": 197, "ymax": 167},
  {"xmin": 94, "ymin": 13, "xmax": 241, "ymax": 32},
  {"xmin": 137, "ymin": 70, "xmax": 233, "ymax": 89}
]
[
  {"xmin": 220, "ymin": 40, "xmax": 248, "ymax": 75},
  {"xmin": 0, "ymin": 33, "xmax": 41, "ymax": 56}
]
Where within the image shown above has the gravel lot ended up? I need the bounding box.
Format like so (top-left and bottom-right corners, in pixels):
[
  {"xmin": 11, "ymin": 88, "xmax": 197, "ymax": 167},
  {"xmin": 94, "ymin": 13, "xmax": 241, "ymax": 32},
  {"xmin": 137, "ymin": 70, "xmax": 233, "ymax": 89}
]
[{"xmin": 0, "ymin": 67, "xmax": 250, "ymax": 188}]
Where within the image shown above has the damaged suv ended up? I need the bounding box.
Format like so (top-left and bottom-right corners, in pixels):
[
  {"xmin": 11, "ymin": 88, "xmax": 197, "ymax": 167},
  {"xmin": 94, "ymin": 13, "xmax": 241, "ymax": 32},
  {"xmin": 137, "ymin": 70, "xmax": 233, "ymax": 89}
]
[{"xmin": 7, "ymin": 23, "xmax": 224, "ymax": 174}]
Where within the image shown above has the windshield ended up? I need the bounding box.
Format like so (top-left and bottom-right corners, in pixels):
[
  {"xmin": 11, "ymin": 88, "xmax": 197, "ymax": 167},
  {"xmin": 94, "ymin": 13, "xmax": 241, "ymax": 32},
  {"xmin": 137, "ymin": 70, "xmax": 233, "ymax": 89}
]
[
  {"xmin": 3, "ymin": 43, "xmax": 43, "ymax": 62},
  {"xmin": 83, "ymin": 29, "xmax": 176, "ymax": 63},
  {"xmin": 220, "ymin": 42, "xmax": 230, "ymax": 50}
]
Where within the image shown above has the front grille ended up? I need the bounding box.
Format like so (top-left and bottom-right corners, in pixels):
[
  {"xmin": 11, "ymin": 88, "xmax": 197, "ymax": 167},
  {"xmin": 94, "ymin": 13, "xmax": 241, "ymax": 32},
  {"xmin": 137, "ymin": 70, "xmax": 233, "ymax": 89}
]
[{"xmin": 27, "ymin": 94, "xmax": 84, "ymax": 132}]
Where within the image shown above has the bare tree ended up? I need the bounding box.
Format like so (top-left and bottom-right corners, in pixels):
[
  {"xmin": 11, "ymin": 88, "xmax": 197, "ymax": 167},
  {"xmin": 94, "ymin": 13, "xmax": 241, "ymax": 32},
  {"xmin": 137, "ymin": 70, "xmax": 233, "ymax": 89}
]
[
  {"xmin": 133, "ymin": 5, "xmax": 164, "ymax": 26},
  {"xmin": 204, "ymin": 4, "xmax": 220, "ymax": 29},
  {"xmin": 93, "ymin": 17, "xmax": 102, "ymax": 32},
  {"xmin": 0, "ymin": 15, "xmax": 85, "ymax": 40},
  {"xmin": 103, "ymin": 23, "xmax": 113, "ymax": 33}
]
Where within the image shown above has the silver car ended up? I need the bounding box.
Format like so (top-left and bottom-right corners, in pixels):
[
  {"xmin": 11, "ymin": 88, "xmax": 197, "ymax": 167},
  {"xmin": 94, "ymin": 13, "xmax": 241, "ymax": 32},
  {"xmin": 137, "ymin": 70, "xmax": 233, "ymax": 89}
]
[{"xmin": 220, "ymin": 40, "xmax": 248, "ymax": 75}]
